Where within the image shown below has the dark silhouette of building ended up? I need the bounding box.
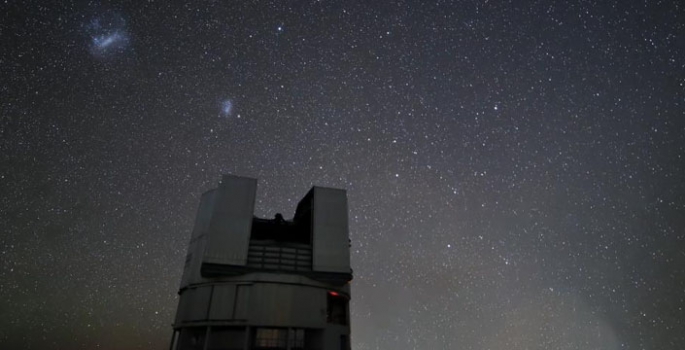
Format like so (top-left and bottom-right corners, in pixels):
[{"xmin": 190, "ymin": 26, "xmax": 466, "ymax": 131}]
[{"xmin": 170, "ymin": 175, "xmax": 353, "ymax": 350}]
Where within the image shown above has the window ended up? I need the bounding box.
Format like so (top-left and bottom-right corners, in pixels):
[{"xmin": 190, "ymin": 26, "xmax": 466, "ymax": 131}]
[
  {"xmin": 254, "ymin": 328, "xmax": 287, "ymax": 349},
  {"xmin": 289, "ymin": 329, "xmax": 305, "ymax": 349},
  {"xmin": 253, "ymin": 328, "xmax": 305, "ymax": 350}
]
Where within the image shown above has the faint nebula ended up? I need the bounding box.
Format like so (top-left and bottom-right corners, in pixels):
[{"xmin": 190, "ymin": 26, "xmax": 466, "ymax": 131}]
[
  {"xmin": 219, "ymin": 99, "xmax": 234, "ymax": 117},
  {"xmin": 84, "ymin": 12, "xmax": 130, "ymax": 59}
]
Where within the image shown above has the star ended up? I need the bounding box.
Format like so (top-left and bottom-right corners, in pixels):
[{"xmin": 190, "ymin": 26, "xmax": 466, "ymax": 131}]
[{"xmin": 2, "ymin": 2, "xmax": 683, "ymax": 349}]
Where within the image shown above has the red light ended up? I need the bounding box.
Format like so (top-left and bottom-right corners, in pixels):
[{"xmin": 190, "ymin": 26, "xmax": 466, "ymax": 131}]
[{"xmin": 329, "ymin": 291, "xmax": 339, "ymax": 296}]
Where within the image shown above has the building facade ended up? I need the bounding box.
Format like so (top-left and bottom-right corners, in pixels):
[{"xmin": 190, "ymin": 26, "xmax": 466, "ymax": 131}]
[{"xmin": 170, "ymin": 175, "xmax": 353, "ymax": 350}]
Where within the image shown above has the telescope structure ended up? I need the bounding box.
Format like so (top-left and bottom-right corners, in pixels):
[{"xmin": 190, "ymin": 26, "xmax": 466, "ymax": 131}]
[{"xmin": 170, "ymin": 175, "xmax": 353, "ymax": 350}]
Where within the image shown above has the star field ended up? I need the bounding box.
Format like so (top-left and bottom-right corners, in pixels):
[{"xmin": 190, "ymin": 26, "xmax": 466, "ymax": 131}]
[{"xmin": 1, "ymin": 1, "xmax": 684, "ymax": 349}]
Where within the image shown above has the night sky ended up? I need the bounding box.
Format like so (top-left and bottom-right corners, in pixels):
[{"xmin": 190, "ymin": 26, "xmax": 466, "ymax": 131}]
[{"xmin": 2, "ymin": 1, "xmax": 684, "ymax": 349}]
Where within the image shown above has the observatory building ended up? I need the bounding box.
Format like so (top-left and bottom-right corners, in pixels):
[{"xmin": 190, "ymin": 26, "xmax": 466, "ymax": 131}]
[{"xmin": 170, "ymin": 175, "xmax": 353, "ymax": 350}]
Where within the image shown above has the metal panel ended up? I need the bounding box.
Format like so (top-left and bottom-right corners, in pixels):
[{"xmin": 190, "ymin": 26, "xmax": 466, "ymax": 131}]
[
  {"xmin": 207, "ymin": 327, "xmax": 245, "ymax": 349},
  {"xmin": 249, "ymin": 283, "xmax": 291, "ymax": 325},
  {"xmin": 179, "ymin": 190, "xmax": 216, "ymax": 289},
  {"xmin": 247, "ymin": 283, "xmax": 325, "ymax": 328},
  {"xmin": 234, "ymin": 284, "xmax": 251, "ymax": 320},
  {"xmin": 192, "ymin": 190, "xmax": 217, "ymax": 240},
  {"xmin": 186, "ymin": 287, "xmax": 212, "ymax": 321},
  {"xmin": 176, "ymin": 287, "xmax": 212, "ymax": 322},
  {"xmin": 203, "ymin": 175, "xmax": 257, "ymax": 266},
  {"xmin": 311, "ymin": 187, "xmax": 351, "ymax": 273},
  {"xmin": 208, "ymin": 284, "xmax": 237, "ymax": 320},
  {"xmin": 174, "ymin": 291, "xmax": 190, "ymax": 325}
]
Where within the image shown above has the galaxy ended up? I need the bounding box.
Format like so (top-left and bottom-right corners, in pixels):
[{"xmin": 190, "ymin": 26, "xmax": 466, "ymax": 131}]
[
  {"xmin": 220, "ymin": 99, "xmax": 234, "ymax": 117},
  {"xmin": 1, "ymin": 1, "xmax": 684, "ymax": 349},
  {"xmin": 84, "ymin": 11, "xmax": 130, "ymax": 59}
]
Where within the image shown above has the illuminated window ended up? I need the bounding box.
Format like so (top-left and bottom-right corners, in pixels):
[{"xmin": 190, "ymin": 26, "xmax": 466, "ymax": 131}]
[
  {"xmin": 253, "ymin": 328, "xmax": 305, "ymax": 350},
  {"xmin": 254, "ymin": 328, "xmax": 286, "ymax": 348},
  {"xmin": 289, "ymin": 329, "xmax": 305, "ymax": 349}
]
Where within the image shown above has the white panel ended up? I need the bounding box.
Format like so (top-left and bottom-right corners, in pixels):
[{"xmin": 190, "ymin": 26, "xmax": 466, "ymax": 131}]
[
  {"xmin": 312, "ymin": 187, "xmax": 351, "ymax": 272},
  {"xmin": 179, "ymin": 190, "xmax": 216, "ymax": 288},
  {"xmin": 190, "ymin": 235, "xmax": 208, "ymax": 285},
  {"xmin": 208, "ymin": 284, "xmax": 236, "ymax": 320},
  {"xmin": 192, "ymin": 190, "xmax": 217, "ymax": 240},
  {"xmin": 203, "ymin": 175, "xmax": 257, "ymax": 266}
]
